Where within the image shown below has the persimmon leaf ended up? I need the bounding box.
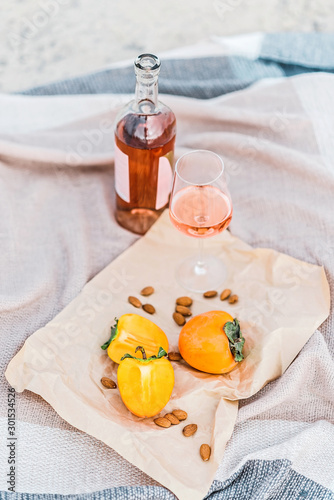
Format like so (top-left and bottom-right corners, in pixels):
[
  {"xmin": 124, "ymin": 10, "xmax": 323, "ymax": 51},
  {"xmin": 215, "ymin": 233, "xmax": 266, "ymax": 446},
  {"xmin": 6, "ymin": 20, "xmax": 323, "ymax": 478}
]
[
  {"xmin": 223, "ymin": 318, "xmax": 245, "ymax": 362},
  {"xmin": 101, "ymin": 318, "xmax": 119, "ymax": 350}
]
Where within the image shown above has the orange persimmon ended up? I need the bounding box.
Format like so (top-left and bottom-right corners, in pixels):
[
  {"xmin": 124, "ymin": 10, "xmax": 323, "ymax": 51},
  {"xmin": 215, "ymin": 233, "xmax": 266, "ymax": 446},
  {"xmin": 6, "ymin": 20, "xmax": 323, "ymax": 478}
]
[
  {"xmin": 178, "ymin": 311, "xmax": 245, "ymax": 374},
  {"xmin": 101, "ymin": 314, "xmax": 169, "ymax": 364},
  {"xmin": 117, "ymin": 346, "xmax": 175, "ymax": 417}
]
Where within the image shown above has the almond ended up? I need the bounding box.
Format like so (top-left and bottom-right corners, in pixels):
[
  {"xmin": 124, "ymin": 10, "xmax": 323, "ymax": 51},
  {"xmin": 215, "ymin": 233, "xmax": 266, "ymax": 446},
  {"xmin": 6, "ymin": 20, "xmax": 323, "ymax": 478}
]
[
  {"xmin": 168, "ymin": 352, "xmax": 182, "ymax": 362},
  {"xmin": 183, "ymin": 423, "xmax": 198, "ymax": 437},
  {"xmin": 140, "ymin": 286, "xmax": 154, "ymax": 296},
  {"xmin": 164, "ymin": 413, "xmax": 180, "ymax": 425},
  {"xmin": 173, "ymin": 312, "xmax": 186, "ymax": 326},
  {"xmin": 203, "ymin": 290, "xmax": 217, "ymax": 298},
  {"xmin": 101, "ymin": 377, "xmax": 117, "ymax": 389},
  {"xmin": 175, "ymin": 305, "xmax": 192, "ymax": 317},
  {"xmin": 142, "ymin": 304, "xmax": 155, "ymax": 314},
  {"xmin": 200, "ymin": 444, "xmax": 211, "ymax": 461},
  {"xmin": 176, "ymin": 296, "xmax": 193, "ymax": 307},
  {"xmin": 220, "ymin": 289, "xmax": 231, "ymax": 301},
  {"xmin": 172, "ymin": 409, "xmax": 187, "ymax": 421},
  {"xmin": 128, "ymin": 296, "xmax": 141, "ymax": 308},
  {"xmin": 228, "ymin": 294, "xmax": 239, "ymax": 304},
  {"xmin": 154, "ymin": 417, "xmax": 171, "ymax": 428}
]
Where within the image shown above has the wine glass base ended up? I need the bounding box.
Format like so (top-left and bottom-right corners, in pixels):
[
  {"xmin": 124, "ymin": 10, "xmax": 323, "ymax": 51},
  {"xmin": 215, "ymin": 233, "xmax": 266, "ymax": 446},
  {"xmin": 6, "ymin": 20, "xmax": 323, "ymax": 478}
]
[{"xmin": 176, "ymin": 254, "xmax": 227, "ymax": 293}]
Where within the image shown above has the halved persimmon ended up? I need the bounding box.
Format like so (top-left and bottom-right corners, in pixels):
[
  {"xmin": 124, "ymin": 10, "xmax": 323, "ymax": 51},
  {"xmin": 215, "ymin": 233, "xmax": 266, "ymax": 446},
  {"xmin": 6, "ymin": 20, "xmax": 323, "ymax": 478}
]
[
  {"xmin": 117, "ymin": 346, "xmax": 175, "ymax": 418},
  {"xmin": 101, "ymin": 314, "xmax": 169, "ymax": 364},
  {"xmin": 178, "ymin": 311, "xmax": 245, "ymax": 374}
]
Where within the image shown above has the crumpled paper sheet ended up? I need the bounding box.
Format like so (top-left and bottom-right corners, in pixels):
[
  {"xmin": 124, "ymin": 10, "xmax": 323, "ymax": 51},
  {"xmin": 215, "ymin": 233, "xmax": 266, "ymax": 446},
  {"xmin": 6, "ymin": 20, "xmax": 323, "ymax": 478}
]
[{"xmin": 5, "ymin": 210, "xmax": 330, "ymax": 500}]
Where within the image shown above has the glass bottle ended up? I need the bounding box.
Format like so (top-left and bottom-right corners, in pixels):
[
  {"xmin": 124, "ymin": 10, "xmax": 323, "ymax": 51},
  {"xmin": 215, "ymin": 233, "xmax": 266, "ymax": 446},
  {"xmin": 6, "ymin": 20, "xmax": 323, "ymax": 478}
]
[{"xmin": 114, "ymin": 54, "xmax": 177, "ymax": 235}]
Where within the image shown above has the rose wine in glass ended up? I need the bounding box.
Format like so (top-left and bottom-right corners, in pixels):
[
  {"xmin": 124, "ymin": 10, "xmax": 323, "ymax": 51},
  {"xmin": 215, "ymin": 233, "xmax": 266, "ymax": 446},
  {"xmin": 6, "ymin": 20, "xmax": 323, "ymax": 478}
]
[{"xmin": 169, "ymin": 150, "xmax": 232, "ymax": 292}]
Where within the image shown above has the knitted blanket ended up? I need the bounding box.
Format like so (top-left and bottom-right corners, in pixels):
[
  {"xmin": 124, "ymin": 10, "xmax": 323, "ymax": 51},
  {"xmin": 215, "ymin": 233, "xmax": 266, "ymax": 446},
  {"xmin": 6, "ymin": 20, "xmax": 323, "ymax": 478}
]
[{"xmin": 1, "ymin": 33, "xmax": 334, "ymax": 499}]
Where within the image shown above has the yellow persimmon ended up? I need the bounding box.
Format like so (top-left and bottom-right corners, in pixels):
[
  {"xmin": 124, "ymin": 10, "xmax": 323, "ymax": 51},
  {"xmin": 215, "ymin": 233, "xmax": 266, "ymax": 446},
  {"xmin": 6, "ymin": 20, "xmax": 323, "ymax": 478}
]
[
  {"xmin": 117, "ymin": 346, "xmax": 175, "ymax": 418},
  {"xmin": 101, "ymin": 314, "xmax": 169, "ymax": 364},
  {"xmin": 178, "ymin": 311, "xmax": 245, "ymax": 375}
]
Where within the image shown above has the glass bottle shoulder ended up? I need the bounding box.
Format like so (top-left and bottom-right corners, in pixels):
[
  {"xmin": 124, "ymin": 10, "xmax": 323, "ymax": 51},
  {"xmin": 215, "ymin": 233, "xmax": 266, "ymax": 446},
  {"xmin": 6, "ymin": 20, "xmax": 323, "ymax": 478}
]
[{"xmin": 115, "ymin": 99, "xmax": 176, "ymax": 150}]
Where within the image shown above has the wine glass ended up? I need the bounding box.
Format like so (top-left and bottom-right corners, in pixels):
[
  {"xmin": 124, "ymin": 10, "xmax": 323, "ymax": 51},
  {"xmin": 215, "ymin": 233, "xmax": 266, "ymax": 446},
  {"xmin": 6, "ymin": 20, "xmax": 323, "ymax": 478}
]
[{"xmin": 169, "ymin": 150, "xmax": 232, "ymax": 292}]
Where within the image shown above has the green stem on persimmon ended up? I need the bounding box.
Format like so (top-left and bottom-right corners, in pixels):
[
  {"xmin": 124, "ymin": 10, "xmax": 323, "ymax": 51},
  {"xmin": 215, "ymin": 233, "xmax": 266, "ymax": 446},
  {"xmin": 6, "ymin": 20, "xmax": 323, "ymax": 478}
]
[
  {"xmin": 121, "ymin": 346, "xmax": 167, "ymax": 363},
  {"xmin": 135, "ymin": 346, "xmax": 147, "ymax": 360}
]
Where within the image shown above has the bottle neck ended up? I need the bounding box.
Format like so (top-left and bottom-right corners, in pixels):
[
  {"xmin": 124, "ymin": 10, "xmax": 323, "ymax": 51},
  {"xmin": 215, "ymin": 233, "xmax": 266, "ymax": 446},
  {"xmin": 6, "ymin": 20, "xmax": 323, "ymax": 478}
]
[{"xmin": 135, "ymin": 76, "xmax": 158, "ymax": 111}]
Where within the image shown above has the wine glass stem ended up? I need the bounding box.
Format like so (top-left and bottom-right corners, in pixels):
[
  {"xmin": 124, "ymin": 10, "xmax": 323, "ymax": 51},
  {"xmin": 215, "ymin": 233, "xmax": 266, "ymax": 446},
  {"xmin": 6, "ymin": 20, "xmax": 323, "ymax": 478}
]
[{"xmin": 195, "ymin": 239, "xmax": 206, "ymax": 275}]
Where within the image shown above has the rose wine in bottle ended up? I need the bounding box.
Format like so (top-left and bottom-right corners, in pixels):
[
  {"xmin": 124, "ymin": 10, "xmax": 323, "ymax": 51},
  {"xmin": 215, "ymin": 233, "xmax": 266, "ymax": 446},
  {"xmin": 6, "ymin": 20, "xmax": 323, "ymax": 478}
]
[{"xmin": 114, "ymin": 54, "xmax": 176, "ymax": 235}]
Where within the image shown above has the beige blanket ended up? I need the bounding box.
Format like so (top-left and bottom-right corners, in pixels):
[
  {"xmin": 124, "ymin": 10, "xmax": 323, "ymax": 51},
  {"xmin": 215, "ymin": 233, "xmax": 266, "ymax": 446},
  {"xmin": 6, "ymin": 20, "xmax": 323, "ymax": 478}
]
[{"xmin": 1, "ymin": 73, "xmax": 334, "ymax": 497}]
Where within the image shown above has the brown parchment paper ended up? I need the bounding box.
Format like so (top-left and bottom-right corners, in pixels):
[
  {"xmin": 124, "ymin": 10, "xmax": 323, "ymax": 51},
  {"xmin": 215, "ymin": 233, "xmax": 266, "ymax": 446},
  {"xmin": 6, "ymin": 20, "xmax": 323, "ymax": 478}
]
[{"xmin": 5, "ymin": 210, "xmax": 330, "ymax": 500}]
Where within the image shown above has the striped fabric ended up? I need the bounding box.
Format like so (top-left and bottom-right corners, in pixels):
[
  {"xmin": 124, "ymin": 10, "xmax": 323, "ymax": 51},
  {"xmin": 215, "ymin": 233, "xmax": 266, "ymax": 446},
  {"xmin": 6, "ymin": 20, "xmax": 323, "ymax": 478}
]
[{"xmin": 21, "ymin": 33, "xmax": 334, "ymax": 98}]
